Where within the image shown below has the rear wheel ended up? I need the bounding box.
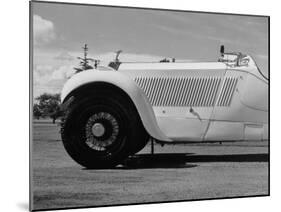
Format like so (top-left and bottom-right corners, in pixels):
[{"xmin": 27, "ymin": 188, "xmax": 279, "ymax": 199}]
[{"xmin": 61, "ymin": 89, "xmax": 149, "ymax": 168}]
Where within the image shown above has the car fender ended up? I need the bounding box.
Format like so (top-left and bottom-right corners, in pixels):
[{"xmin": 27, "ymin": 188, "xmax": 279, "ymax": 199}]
[{"xmin": 61, "ymin": 70, "xmax": 171, "ymax": 142}]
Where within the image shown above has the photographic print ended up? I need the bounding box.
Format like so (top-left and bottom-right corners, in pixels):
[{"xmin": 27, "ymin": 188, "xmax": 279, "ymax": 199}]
[{"xmin": 30, "ymin": 1, "xmax": 269, "ymax": 211}]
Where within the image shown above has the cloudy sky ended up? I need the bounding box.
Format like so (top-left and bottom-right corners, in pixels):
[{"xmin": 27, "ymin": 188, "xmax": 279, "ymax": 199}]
[{"xmin": 32, "ymin": 1, "xmax": 268, "ymax": 97}]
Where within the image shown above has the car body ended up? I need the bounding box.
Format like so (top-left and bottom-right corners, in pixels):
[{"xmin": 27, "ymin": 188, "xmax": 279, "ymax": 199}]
[{"xmin": 60, "ymin": 48, "xmax": 268, "ymax": 168}]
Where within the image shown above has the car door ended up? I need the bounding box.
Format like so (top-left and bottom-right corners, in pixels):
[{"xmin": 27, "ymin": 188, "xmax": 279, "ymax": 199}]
[{"xmin": 204, "ymin": 66, "xmax": 268, "ymax": 141}]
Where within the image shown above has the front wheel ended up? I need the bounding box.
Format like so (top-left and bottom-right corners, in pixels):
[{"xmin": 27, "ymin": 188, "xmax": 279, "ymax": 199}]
[{"xmin": 61, "ymin": 90, "xmax": 148, "ymax": 168}]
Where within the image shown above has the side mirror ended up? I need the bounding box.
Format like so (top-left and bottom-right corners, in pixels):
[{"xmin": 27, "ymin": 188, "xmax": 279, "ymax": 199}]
[{"xmin": 220, "ymin": 45, "xmax": 225, "ymax": 54}]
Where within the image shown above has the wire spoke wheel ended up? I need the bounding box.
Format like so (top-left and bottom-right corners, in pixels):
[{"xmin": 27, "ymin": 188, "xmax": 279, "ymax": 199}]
[
  {"xmin": 60, "ymin": 87, "xmax": 149, "ymax": 169},
  {"xmin": 85, "ymin": 112, "xmax": 120, "ymax": 152}
]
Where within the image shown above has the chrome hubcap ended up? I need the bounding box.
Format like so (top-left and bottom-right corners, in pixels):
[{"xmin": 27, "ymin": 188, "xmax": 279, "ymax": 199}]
[
  {"xmin": 85, "ymin": 112, "xmax": 119, "ymax": 151},
  {"xmin": 91, "ymin": 123, "xmax": 105, "ymax": 137}
]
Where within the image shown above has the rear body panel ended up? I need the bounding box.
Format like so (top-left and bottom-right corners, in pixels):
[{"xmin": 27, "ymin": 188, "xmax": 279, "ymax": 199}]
[{"xmin": 119, "ymin": 59, "xmax": 268, "ymax": 142}]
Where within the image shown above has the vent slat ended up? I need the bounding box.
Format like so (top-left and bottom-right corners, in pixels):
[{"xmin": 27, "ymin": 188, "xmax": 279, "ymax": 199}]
[
  {"xmin": 218, "ymin": 78, "xmax": 228, "ymax": 106},
  {"xmin": 201, "ymin": 78, "xmax": 209, "ymax": 106},
  {"xmin": 174, "ymin": 77, "xmax": 185, "ymax": 106},
  {"xmin": 157, "ymin": 77, "xmax": 164, "ymax": 105},
  {"xmin": 200, "ymin": 78, "xmax": 210, "ymax": 107},
  {"xmin": 170, "ymin": 77, "xmax": 180, "ymax": 106},
  {"xmin": 193, "ymin": 78, "xmax": 202, "ymax": 106},
  {"xmin": 211, "ymin": 78, "xmax": 221, "ymax": 106},
  {"xmin": 179, "ymin": 77, "xmax": 190, "ymax": 106},
  {"xmin": 189, "ymin": 77, "xmax": 199, "ymax": 106},
  {"xmin": 216, "ymin": 77, "xmax": 238, "ymax": 107},
  {"xmin": 183, "ymin": 77, "xmax": 193, "ymax": 106},
  {"xmin": 150, "ymin": 77, "xmax": 159, "ymax": 105},
  {"xmin": 225, "ymin": 78, "xmax": 238, "ymax": 106},
  {"xmin": 222, "ymin": 78, "xmax": 233, "ymax": 106},
  {"xmin": 134, "ymin": 76, "xmax": 236, "ymax": 107}
]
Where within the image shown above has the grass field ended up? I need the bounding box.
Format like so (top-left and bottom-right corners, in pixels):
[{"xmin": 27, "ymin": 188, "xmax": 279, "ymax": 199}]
[{"xmin": 31, "ymin": 120, "xmax": 269, "ymax": 211}]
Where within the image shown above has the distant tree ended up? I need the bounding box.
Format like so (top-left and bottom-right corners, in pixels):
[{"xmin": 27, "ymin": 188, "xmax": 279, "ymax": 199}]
[
  {"xmin": 74, "ymin": 44, "xmax": 100, "ymax": 73},
  {"xmin": 49, "ymin": 105, "xmax": 64, "ymax": 124},
  {"xmin": 33, "ymin": 103, "xmax": 42, "ymax": 120},
  {"xmin": 159, "ymin": 58, "xmax": 170, "ymax": 63},
  {"xmin": 35, "ymin": 93, "xmax": 62, "ymax": 123}
]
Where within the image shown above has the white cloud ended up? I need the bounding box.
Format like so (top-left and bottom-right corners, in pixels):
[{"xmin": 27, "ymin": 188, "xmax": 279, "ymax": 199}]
[
  {"xmin": 54, "ymin": 51, "xmax": 75, "ymax": 61},
  {"xmin": 256, "ymin": 54, "xmax": 268, "ymax": 60},
  {"xmin": 33, "ymin": 65, "xmax": 53, "ymax": 76},
  {"xmin": 51, "ymin": 65, "xmax": 76, "ymax": 80},
  {"xmin": 33, "ymin": 15, "xmax": 55, "ymax": 45}
]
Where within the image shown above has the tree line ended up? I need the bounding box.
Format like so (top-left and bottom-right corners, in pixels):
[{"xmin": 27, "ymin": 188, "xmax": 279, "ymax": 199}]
[{"xmin": 33, "ymin": 93, "xmax": 63, "ymax": 123}]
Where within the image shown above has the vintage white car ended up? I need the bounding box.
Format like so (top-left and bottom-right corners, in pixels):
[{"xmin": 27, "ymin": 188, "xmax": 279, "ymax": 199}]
[{"xmin": 60, "ymin": 46, "xmax": 268, "ymax": 168}]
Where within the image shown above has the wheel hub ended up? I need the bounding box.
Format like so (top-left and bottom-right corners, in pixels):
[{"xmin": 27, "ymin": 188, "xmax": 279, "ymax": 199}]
[
  {"xmin": 91, "ymin": 123, "xmax": 105, "ymax": 137},
  {"xmin": 85, "ymin": 112, "xmax": 119, "ymax": 151}
]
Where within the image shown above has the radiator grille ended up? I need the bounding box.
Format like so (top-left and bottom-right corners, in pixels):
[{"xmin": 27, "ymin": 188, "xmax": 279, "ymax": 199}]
[
  {"xmin": 135, "ymin": 76, "xmax": 222, "ymax": 107},
  {"xmin": 216, "ymin": 77, "xmax": 238, "ymax": 106}
]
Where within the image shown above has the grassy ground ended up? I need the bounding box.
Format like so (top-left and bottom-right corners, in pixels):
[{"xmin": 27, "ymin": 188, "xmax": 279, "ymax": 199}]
[{"xmin": 31, "ymin": 120, "xmax": 269, "ymax": 211}]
